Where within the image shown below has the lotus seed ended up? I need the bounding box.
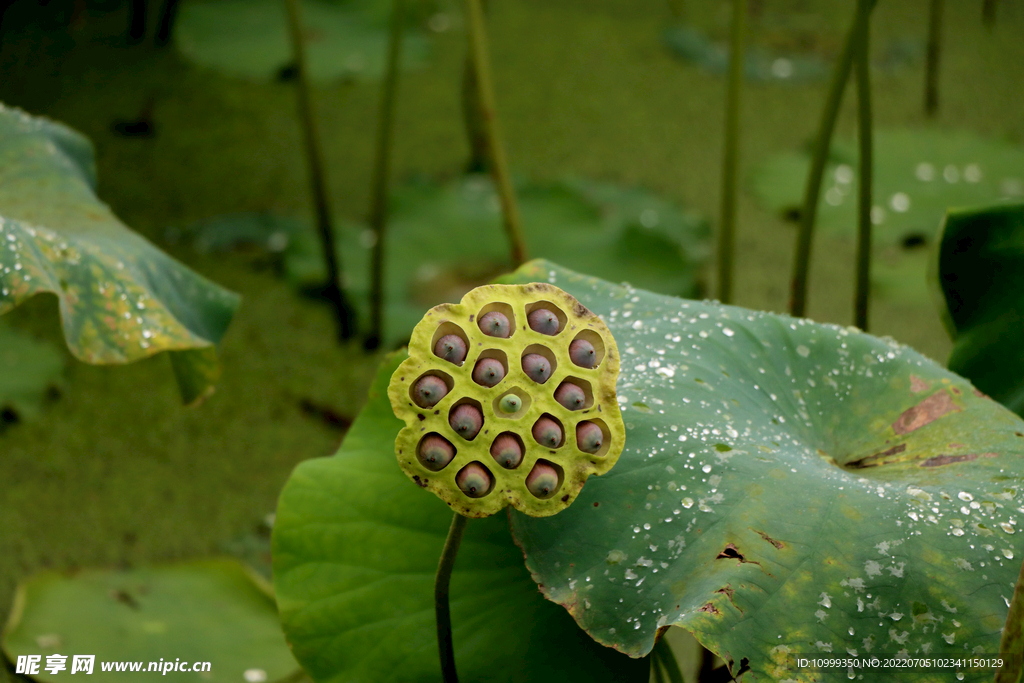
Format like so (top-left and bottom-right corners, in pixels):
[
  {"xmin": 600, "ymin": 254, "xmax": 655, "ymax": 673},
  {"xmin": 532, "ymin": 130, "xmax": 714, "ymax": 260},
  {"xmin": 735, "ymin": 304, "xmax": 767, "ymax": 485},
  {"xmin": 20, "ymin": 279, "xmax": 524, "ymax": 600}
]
[
  {"xmin": 526, "ymin": 462, "xmax": 560, "ymax": 498},
  {"xmin": 478, "ymin": 311, "xmax": 511, "ymax": 338},
  {"xmin": 413, "ymin": 375, "xmax": 449, "ymax": 408},
  {"xmin": 576, "ymin": 421, "xmax": 603, "ymax": 454},
  {"xmin": 528, "ymin": 308, "xmax": 560, "ymax": 335},
  {"xmin": 499, "ymin": 394, "xmax": 521, "ymax": 413},
  {"xmin": 532, "ymin": 416, "xmax": 563, "ymax": 448},
  {"xmin": 569, "ymin": 338, "xmax": 597, "ymax": 368},
  {"xmin": 449, "ymin": 404, "xmax": 484, "ymax": 440},
  {"xmin": 434, "ymin": 334, "xmax": 467, "ymax": 364},
  {"xmin": 456, "ymin": 463, "xmax": 493, "ymax": 498},
  {"xmin": 490, "ymin": 434, "xmax": 523, "ymax": 469},
  {"xmin": 522, "ymin": 353, "xmax": 552, "ymax": 383},
  {"xmin": 472, "ymin": 357, "xmax": 506, "ymax": 387},
  {"xmin": 418, "ymin": 434, "xmax": 455, "ymax": 471},
  {"xmin": 554, "ymin": 382, "xmax": 586, "ymax": 410}
]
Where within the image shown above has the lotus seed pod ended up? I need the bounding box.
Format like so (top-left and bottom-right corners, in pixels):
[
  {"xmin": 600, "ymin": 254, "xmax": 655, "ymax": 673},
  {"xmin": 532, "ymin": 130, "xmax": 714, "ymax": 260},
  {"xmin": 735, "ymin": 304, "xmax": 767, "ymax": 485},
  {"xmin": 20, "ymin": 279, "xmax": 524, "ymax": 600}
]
[
  {"xmin": 576, "ymin": 421, "xmax": 603, "ymax": 454},
  {"xmin": 554, "ymin": 382, "xmax": 586, "ymax": 411},
  {"xmin": 498, "ymin": 394, "xmax": 522, "ymax": 414},
  {"xmin": 418, "ymin": 434, "xmax": 456, "ymax": 471},
  {"xmin": 389, "ymin": 279, "xmax": 626, "ymax": 518},
  {"xmin": 526, "ymin": 462, "xmax": 560, "ymax": 498},
  {"xmin": 413, "ymin": 375, "xmax": 449, "ymax": 408},
  {"xmin": 490, "ymin": 434, "xmax": 523, "ymax": 469},
  {"xmin": 527, "ymin": 308, "xmax": 559, "ymax": 335},
  {"xmin": 472, "ymin": 357, "xmax": 506, "ymax": 387},
  {"xmin": 569, "ymin": 338, "xmax": 597, "ymax": 368},
  {"xmin": 522, "ymin": 353, "xmax": 552, "ymax": 384},
  {"xmin": 456, "ymin": 463, "xmax": 493, "ymax": 498},
  {"xmin": 434, "ymin": 334, "xmax": 467, "ymax": 364},
  {"xmin": 449, "ymin": 403, "xmax": 484, "ymax": 440},
  {"xmin": 478, "ymin": 311, "xmax": 511, "ymax": 338},
  {"xmin": 532, "ymin": 416, "xmax": 563, "ymax": 448}
]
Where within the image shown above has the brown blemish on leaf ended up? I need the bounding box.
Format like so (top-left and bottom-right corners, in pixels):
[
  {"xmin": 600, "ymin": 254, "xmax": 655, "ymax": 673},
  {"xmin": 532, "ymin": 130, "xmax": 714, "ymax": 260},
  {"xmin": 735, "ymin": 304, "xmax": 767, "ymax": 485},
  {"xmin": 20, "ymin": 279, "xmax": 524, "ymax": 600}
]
[
  {"xmin": 910, "ymin": 375, "xmax": 929, "ymax": 393},
  {"xmin": 922, "ymin": 452, "xmax": 998, "ymax": 467},
  {"xmin": 699, "ymin": 603, "xmax": 720, "ymax": 615},
  {"xmin": 893, "ymin": 390, "xmax": 961, "ymax": 435},
  {"xmin": 845, "ymin": 443, "xmax": 907, "ymax": 469},
  {"xmin": 753, "ymin": 529, "xmax": 785, "ymax": 549}
]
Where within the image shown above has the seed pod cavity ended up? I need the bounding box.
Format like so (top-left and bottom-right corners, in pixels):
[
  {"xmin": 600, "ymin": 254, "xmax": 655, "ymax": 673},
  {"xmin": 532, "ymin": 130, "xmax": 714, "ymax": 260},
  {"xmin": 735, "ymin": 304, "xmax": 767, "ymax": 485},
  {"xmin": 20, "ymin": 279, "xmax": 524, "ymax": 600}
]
[
  {"xmin": 576, "ymin": 420, "xmax": 605, "ymax": 455},
  {"xmin": 434, "ymin": 333, "xmax": 468, "ymax": 365},
  {"xmin": 412, "ymin": 374, "xmax": 450, "ymax": 408},
  {"xmin": 490, "ymin": 433, "xmax": 524, "ymax": 469},
  {"xmin": 456, "ymin": 462, "xmax": 494, "ymax": 498},
  {"xmin": 449, "ymin": 402, "xmax": 484, "ymax": 441},
  {"xmin": 418, "ymin": 434, "xmax": 456, "ymax": 471},
  {"xmin": 527, "ymin": 308, "xmax": 560, "ymax": 335},
  {"xmin": 477, "ymin": 304, "xmax": 514, "ymax": 338},
  {"xmin": 526, "ymin": 460, "xmax": 562, "ymax": 499},
  {"xmin": 521, "ymin": 345, "xmax": 556, "ymax": 384},
  {"xmin": 554, "ymin": 381, "xmax": 587, "ymax": 411},
  {"xmin": 472, "ymin": 356, "xmax": 506, "ymax": 387},
  {"xmin": 532, "ymin": 415, "xmax": 564, "ymax": 448}
]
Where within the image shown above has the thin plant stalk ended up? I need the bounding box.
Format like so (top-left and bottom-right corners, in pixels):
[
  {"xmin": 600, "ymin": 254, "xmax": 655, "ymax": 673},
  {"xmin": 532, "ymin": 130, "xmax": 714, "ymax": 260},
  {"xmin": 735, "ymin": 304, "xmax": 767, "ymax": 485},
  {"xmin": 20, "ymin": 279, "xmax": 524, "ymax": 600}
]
[
  {"xmin": 653, "ymin": 636, "xmax": 686, "ymax": 683},
  {"xmin": 995, "ymin": 556, "xmax": 1024, "ymax": 683},
  {"xmin": 717, "ymin": 0, "xmax": 746, "ymax": 305},
  {"xmin": 983, "ymin": 0, "xmax": 997, "ymax": 28},
  {"xmin": 436, "ymin": 513, "xmax": 469, "ymax": 683},
  {"xmin": 463, "ymin": 0, "xmax": 527, "ymax": 267},
  {"xmin": 365, "ymin": 0, "xmax": 406, "ymax": 350},
  {"xmin": 924, "ymin": 0, "xmax": 943, "ymax": 117},
  {"xmin": 284, "ymin": 0, "xmax": 356, "ymax": 340},
  {"xmin": 651, "ymin": 652, "xmax": 666, "ymax": 683},
  {"xmin": 853, "ymin": 3, "xmax": 873, "ymax": 332},
  {"xmin": 789, "ymin": 2, "xmax": 871, "ymax": 318}
]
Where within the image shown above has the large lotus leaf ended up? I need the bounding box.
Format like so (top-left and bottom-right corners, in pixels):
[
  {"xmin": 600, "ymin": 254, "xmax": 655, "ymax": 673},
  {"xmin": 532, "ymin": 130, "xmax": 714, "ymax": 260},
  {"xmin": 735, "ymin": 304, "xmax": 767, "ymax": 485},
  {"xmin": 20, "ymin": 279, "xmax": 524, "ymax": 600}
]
[
  {"xmin": 0, "ymin": 320, "xmax": 64, "ymax": 422},
  {"xmin": 1, "ymin": 559, "xmax": 299, "ymax": 683},
  {"xmin": 496, "ymin": 260, "xmax": 1024, "ymax": 682},
  {"xmin": 938, "ymin": 203, "xmax": 1024, "ymax": 417},
  {"xmin": 0, "ymin": 104, "xmax": 239, "ymax": 404},
  {"xmin": 283, "ymin": 175, "xmax": 708, "ymax": 347},
  {"xmin": 271, "ymin": 351, "xmax": 649, "ymax": 683},
  {"xmin": 175, "ymin": 0, "xmax": 430, "ymax": 84}
]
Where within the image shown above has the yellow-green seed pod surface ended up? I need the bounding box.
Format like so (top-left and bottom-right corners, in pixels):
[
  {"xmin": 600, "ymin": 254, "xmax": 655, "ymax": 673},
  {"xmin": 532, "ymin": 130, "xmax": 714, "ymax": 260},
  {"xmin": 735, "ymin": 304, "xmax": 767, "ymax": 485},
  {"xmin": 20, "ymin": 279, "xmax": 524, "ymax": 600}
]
[{"xmin": 388, "ymin": 283, "xmax": 625, "ymax": 518}]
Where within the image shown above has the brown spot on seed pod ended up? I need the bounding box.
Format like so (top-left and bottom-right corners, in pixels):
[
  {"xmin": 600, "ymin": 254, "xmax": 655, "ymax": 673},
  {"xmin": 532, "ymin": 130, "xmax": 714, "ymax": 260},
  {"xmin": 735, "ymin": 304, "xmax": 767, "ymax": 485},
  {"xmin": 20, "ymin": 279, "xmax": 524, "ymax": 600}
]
[
  {"xmin": 417, "ymin": 414, "xmax": 425, "ymax": 421},
  {"xmin": 561, "ymin": 495, "xmax": 570, "ymax": 502}
]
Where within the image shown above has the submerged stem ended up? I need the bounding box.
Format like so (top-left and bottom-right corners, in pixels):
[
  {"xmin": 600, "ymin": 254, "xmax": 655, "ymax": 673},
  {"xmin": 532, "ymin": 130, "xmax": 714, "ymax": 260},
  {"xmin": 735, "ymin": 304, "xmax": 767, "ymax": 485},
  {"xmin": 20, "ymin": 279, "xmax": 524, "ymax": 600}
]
[
  {"xmin": 365, "ymin": 0, "xmax": 406, "ymax": 350},
  {"xmin": 463, "ymin": 0, "xmax": 527, "ymax": 267},
  {"xmin": 284, "ymin": 0, "xmax": 356, "ymax": 340},
  {"xmin": 853, "ymin": 0, "xmax": 873, "ymax": 332},
  {"xmin": 717, "ymin": 0, "xmax": 746, "ymax": 305},
  {"xmin": 924, "ymin": 0, "xmax": 943, "ymax": 117},
  {"xmin": 789, "ymin": 2, "xmax": 870, "ymax": 318},
  {"xmin": 436, "ymin": 513, "xmax": 469, "ymax": 683}
]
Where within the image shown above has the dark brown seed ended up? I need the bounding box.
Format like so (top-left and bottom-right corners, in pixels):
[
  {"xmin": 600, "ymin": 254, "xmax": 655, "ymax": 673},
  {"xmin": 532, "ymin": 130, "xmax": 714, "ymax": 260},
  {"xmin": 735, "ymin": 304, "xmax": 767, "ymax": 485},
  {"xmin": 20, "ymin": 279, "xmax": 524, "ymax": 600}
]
[
  {"xmin": 413, "ymin": 375, "xmax": 448, "ymax": 408},
  {"xmin": 532, "ymin": 416, "xmax": 563, "ymax": 448},
  {"xmin": 490, "ymin": 434, "xmax": 523, "ymax": 469},
  {"xmin": 456, "ymin": 463, "xmax": 493, "ymax": 498},
  {"xmin": 449, "ymin": 404, "xmax": 484, "ymax": 440},
  {"xmin": 418, "ymin": 435, "xmax": 455, "ymax": 470},
  {"xmin": 522, "ymin": 353, "xmax": 552, "ymax": 383},
  {"xmin": 472, "ymin": 357, "xmax": 506, "ymax": 387},
  {"xmin": 434, "ymin": 334, "xmax": 467, "ymax": 364},
  {"xmin": 478, "ymin": 311, "xmax": 511, "ymax": 338},
  {"xmin": 528, "ymin": 308, "xmax": 560, "ymax": 335},
  {"xmin": 576, "ymin": 421, "xmax": 603, "ymax": 454},
  {"xmin": 569, "ymin": 338, "xmax": 597, "ymax": 368},
  {"xmin": 526, "ymin": 462, "xmax": 560, "ymax": 498},
  {"xmin": 554, "ymin": 382, "xmax": 586, "ymax": 410}
]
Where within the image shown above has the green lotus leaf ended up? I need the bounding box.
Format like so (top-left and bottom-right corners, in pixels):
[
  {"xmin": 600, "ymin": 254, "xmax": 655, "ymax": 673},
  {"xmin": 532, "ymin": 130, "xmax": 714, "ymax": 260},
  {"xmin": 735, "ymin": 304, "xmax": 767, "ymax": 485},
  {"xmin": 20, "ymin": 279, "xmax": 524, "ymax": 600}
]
[
  {"xmin": 498, "ymin": 260, "xmax": 1024, "ymax": 682},
  {"xmin": 1, "ymin": 559, "xmax": 299, "ymax": 683},
  {"xmin": 283, "ymin": 175, "xmax": 709, "ymax": 347},
  {"xmin": 0, "ymin": 104, "xmax": 239, "ymax": 405},
  {"xmin": 272, "ymin": 350, "xmax": 649, "ymax": 683},
  {"xmin": 0, "ymin": 320, "xmax": 64, "ymax": 423},
  {"xmin": 175, "ymin": 0, "xmax": 430, "ymax": 84},
  {"xmin": 937, "ymin": 202, "xmax": 1024, "ymax": 416}
]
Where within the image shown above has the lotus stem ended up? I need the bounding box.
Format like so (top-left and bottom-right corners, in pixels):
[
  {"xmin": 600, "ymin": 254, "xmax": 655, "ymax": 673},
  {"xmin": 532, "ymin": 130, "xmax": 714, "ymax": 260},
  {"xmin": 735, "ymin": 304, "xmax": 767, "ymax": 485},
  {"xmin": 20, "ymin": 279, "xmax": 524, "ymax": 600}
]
[
  {"xmin": 717, "ymin": 0, "xmax": 746, "ymax": 304},
  {"xmin": 365, "ymin": 0, "xmax": 406, "ymax": 350},
  {"xmin": 653, "ymin": 635, "xmax": 685, "ymax": 683},
  {"xmin": 436, "ymin": 512, "xmax": 469, "ymax": 683},
  {"xmin": 284, "ymin": 0, "xmax": 356, "ymax": 340},
  {"xmin": 789, "ymin": 1, "xmax": 870, "ymax": 318},
  {"xmin": 463, "ymin": 0, "xmax": 527, "ymax": 266},
  {"xmin": 924, "ymin": 0, "xmax": 943, "ymax": 117},
  {"xmin": 853, "ymin": 0, "xmax": 873, "ymax": 332}
]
